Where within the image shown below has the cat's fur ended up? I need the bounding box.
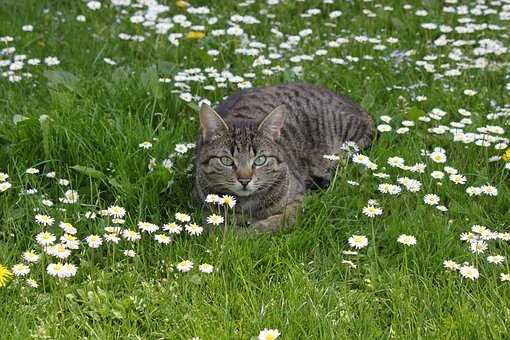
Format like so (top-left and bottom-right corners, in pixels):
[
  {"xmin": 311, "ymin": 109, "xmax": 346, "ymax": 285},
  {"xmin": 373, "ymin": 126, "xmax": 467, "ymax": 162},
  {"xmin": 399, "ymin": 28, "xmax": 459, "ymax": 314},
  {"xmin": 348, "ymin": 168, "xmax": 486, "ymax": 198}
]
[{"xmin": 193, "ymin": 83, "xmax": 373, "ymax": 232}]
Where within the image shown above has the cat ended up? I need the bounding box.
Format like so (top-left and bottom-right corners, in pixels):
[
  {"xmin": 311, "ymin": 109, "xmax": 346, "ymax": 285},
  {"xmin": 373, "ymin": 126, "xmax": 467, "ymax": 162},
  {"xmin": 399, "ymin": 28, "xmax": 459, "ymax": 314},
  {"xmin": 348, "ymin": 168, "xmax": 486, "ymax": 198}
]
[{"xmin": 193, "ymin": 83, "xmax": 374, "ymax": 232}]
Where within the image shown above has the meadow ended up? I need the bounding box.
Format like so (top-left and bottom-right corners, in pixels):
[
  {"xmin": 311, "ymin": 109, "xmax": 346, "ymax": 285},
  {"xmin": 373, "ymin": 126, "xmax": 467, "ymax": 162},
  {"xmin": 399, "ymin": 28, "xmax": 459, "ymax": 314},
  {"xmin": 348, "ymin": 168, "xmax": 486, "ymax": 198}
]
[{"xmin": 1, "ymin": 0, "xmax": 510, "ymax": 338}]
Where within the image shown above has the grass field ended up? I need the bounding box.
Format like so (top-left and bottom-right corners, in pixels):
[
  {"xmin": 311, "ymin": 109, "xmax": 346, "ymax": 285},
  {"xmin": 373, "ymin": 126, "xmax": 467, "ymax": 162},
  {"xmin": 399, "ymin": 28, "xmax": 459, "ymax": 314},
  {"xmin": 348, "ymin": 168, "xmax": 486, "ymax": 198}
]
[{"xmin": 1, "ymin": 0, "xmax": 510, "ymax": 338}]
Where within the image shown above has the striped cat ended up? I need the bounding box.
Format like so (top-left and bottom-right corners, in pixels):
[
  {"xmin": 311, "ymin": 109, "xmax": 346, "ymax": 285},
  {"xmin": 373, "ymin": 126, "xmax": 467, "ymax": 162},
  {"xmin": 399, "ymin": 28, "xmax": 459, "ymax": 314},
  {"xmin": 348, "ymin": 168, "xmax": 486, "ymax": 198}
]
[{"xmin": 193, "ymin": 83, "xmax": 374, "ymax": 232}]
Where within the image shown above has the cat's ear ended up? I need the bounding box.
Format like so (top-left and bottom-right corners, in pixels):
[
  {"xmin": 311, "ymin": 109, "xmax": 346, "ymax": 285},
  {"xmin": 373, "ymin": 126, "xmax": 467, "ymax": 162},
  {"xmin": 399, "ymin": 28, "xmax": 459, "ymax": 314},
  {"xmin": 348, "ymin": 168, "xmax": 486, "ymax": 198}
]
[
  {"xmin": 258, "ymin": 105, "xmax": 286, "ymax": 140},
  {"xmin": 200, "ymin": 103, "xmax": 228, "ymax": 142}
]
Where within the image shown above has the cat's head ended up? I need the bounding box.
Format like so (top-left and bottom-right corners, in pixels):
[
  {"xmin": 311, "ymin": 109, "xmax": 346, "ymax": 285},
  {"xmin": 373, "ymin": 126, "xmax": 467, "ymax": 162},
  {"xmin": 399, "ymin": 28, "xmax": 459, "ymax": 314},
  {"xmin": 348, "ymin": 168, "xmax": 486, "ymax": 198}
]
[{"xmin": 196, "ymin": 103, "xmax": 286, "ymax": 197}]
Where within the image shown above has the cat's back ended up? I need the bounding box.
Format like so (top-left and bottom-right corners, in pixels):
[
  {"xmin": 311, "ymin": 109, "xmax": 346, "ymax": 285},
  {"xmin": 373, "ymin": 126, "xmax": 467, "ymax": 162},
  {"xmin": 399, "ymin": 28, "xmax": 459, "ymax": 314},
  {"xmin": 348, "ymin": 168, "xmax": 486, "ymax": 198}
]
[{"xmin": 215, "ymin": 83, "xmax": 373, "ymax": 148}]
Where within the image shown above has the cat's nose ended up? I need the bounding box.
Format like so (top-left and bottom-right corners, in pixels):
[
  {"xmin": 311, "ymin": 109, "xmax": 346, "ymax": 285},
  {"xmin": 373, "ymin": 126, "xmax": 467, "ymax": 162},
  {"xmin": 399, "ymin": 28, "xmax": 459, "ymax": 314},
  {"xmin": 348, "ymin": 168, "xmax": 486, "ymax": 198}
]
[{"xmin": 238, "ymin": 178, "xmax": 251, "ymax": 188}]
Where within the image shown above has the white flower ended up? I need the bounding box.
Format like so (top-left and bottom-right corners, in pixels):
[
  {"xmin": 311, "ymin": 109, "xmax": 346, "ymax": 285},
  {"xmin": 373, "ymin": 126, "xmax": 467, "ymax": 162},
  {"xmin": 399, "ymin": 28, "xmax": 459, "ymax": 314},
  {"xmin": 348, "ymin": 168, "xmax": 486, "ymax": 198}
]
[
  {"xmin": 163, "ymin": 222, "xmax": 182, "ymax": 234},
  {"xmin": 122, "ymin": 229, "xmax": 141, "ymax": 242},
  {"xmin": 443, "ymin": 260, "xmax": 460, "ymax": 271},
  {"xmin": 429, "ymin": 151, "xmax": 446, "ymax": 163},
  {"xmin": 175, "ymin": 144, "xmax": 188, "ymax": 154},
  {"xmin": 36, "ymin": 232, "xmax": 56, "ymax": 246},
  {"xmin": 22, "ymin": 251, "xmax": 40, "ymax": 263},
  {"xmin": 35, "ymin": 214, "xmax": 54, "ymax": 226},
  {"xmin": 25, "ymin": 167, "xmax": 40, "ymax": 174},
  {"xmin": 139, "ymin": 141, "xmax": 152, "ymax": 149},
  {"xmin": 362, "ymin": 205, "xmax": 382, "ymax": 217},
  {"xmin": 108, "ymin": 205, "xmax": 126, "ymax": 218},
  {"xmin": 470, "ymin": 240, "xmax": 487, "ymax": 254},
  {"xmin": 26, "ymin": 278, "xmax": 38, "ymax": 288},
  {"xmin": 348, "ymin": 235, "xmax": 368, "ymax": 249},
  {"xmin": 397, "ymin": 234, "xmax": 416, "ymax": 246},
  {"xmin": 258, "ymin": 328, "xmax": 281, "ymax": 340},
  {"xmin": 12, "ymin": 263, "xmax": 30, "ymax": 276},
  {"xmin": 480, "ymin": 185, "xmax": 498, "ymax": 196},
  {"xmin": 86, "ymin": 1, "xmax": 101, "ymax": 10},
  {"xmin": 449, "ymin": 174, "xmax": 466, "ymax": 185},
  {"xmin": 221, "ymin": 195, "xmax": 236, "ymax": 208},
  {"xmin": 0, "ymin": 182, "xmax": 12, "ymax": 192},
  {"xmin": 61, "ymin": 190, "xmax": 79, "ymax": 203},
  {"xmin": 175, "ymin": 212, "xmax": 191, "ymax": 223},
  {"xmin": 423, "ymin": 194, "xmax": 440, "ymax": 205},
  {"xmin": 500, "ymin": 273, "xmax": 510, "ymax": 282},
  {"xmin": 154, "ymin": 234, "xmax": 172, "ymax": 244},
  {"xmin": 459, "ymin": 265, "xmax": 479, "ymax": 280},
  {"xmin": 199, "ymin": 263, "xmax": 214, "ymax": 273},
  {"xmin": 205, "ymin": 194, "xmax": 222, "ymax": 204},
  {"xmin": 123, "ymin": 249, "xmax": 136, "ymax": 257},
  {"xmin": 487, "ymin": 255, "xmax": 505, "ymax": 264},
  {"xmin": 0, "ymin": 172, "xmax": 8, "ymax": 182},
  {"xmin": 176, "ymin": 260, "xmax": 193, "ymax": 272},
  {"xmin": 138, "ymin": 221, "xmax": 159, "ymax": 233},
  {"xmin": 85, "ymin": 235, "xmax": 103, "ymax": 248},
  {"xmin": 207, "ymin": 214, "xmax": 224, "ymax": 225},
  {"xmin": 185, "ymin": 223, "xmax": 204, "ymax": 236}
]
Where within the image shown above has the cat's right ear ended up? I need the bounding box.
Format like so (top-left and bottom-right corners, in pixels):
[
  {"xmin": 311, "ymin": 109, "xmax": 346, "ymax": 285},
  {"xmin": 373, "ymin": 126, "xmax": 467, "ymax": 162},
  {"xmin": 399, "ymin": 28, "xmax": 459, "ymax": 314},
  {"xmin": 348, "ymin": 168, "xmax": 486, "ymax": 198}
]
[{"xmin": 200, "ymin": 103, "xmax": 228, "ymax": 142}]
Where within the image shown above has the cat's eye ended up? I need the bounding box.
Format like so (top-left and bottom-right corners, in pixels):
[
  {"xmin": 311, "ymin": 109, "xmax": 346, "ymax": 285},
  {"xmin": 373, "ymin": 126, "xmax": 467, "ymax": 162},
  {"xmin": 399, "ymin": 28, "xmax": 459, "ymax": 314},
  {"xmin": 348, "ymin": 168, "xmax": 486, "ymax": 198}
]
[
  {"xmin": 254, "ymin": 156, "xmax": 267, "ymax": 166},
  {"xmin": 220, "ymin": 156, "xmax": 234, "ymax": 166}
]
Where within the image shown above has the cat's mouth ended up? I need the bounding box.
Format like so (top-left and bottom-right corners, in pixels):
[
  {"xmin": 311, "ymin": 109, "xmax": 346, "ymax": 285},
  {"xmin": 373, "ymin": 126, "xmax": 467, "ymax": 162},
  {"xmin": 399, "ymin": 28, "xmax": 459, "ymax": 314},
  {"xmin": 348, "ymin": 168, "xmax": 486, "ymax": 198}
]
[{"xmin": 231, "ymin": 183, "xmax": 256, "ymax": 197}]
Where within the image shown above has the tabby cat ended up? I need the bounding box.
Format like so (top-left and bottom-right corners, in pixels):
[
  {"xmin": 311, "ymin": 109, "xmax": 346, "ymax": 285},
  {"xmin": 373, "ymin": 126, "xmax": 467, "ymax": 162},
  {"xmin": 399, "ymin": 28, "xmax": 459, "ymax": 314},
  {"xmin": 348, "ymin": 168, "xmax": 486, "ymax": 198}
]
[{"xmin": 193, "ymin": 83, "xmax": 373, "ymax": 232}]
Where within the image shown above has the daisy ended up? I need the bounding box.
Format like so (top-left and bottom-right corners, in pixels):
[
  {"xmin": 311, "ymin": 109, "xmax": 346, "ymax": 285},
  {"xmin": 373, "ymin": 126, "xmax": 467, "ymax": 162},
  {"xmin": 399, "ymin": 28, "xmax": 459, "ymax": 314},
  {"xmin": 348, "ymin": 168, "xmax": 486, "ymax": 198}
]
[
  {"xmin": 0, "ymin": 172, "xmax": 8, "ymax": 182},
  {"xmin": 59, "ymin": 222, "xmax": 77, "ymax": 235},
  {"xmin": 258, "ymin": 328, "xmax": 280, "ymax": 340},
  {"xmin": 138, "ymin": 141, "xmax": 152, "ymax": 149},
  {"xmin": 175, "ymin": 212, "xmax": 191, "ymax": 223},
  {"xmin": 199, "ymin": 263, "xmax": 214, "ymax": 273},
  {"xmin": 154, "ymin": 234, "xmax": 172, "ymax": 245},
  {"xmin": 25, "ymin": 167, "xmax": 40, "ymax": 174},
  {"xmin": 429, "ymin": 151, "xmax": 446, "ymax": 163},
  {"xmin": 176, "ymin": 260, "xmax": 193, "ymax": 272},
  {"xmin": 85, "ymin": 235, "xmax": 103, "ymax": 248},
  {"xmin": 122, "ymin": 229, "xmax": 141, "ymax": 242},
  {"xmin": 205, "ymin": 194, "xmax": 221, "ymax": 204},
  {"xmin": 348, "ymin": 235, "xmax": 368, "ymax": 249},
  {"xmin": 480, "ymin": 185, "xmax": 498, "ymax": 196},
  {"xmin": 449, "ymin": 174, "xmax": 467, "ymax": 185},
  {"xmin": 185, "ymin": 223, "xmax": 204, "ymax": 236},
  {"xmin": 47, "ymin": 263, "xmax": 64, "ymax": 277},
  {"xmin": 46, "ymin": 244, "xmax": 71, "ymax": 259},
  {"xmin": 443, "ymin": 260, "xmax": 460, "ymax": 271},
  {"xmin": 423, "ymin": 194, "xmax": 440, "ymax": 205},
  {"xmin": 430, "ymin": 171, "xmax": 444, "ymax": 179},
  {"xmin": 61, "ymin": 263, "xmax": 78, "ymax": 278},
  {"xmin": 12, "ymin": 263, "xmax": 30, "ymax": 276},
  {"xmin": 62, "ymin": 234, "xmax": 80, "ymax": 249},
  {"xmin": 466, "ymin": 186, "xmax": 482, "ymax": 196},
  {"xmin": 500, "ymin": 273, "xmax": 510, "ymax": 282},
  {"xmin": 35, "ymin": 214, "xmax": 54, "ymax": 226},
  {"xmin": 397, "ymin": 234, "xmax": 417, "ymax": 246},
  {"xmin": 107, "ymin": 205, "xmax": 126, "ymax": 218},
  {"xmin": 26, "ymin": 278, "xmax": 38, "ymax": 288},
  {"xmin": 104, "ymin": 233, "xmax": 120, "ymax": 244},
  {"xmin": 0, "ymin": 182, "xmax": 11, "ymax": 192},
  {"xmin": 207, "ymin": 214, "xmax": 224, "ymax": 225},
  {"xmin": 123, "ymin": 249, "xmax": 136, "ymax": 257},
  {"xmin": 22, "ymin": 251, "xmax": 40, "ymax": 263},
  {"xmin": 221, "ymin": 195, "xmax": 237, "ymax": 208},
  {"xmin": 387, "ymin": 156, "xmax": 405, "ymax": 168},
  {"xmin": 459, "ymin": 265, "xmax": 479, "ymax": 280},
  {"xmin": 36, "ymin": 231, "xmax": 56, "ymax": 246},
  {"xmin": 362, "ymin": 205, "xmax": 382, "ymax": 217},
  {"xmin": 138, "ymin": 221, "xmax": 159, "ymax": 233},
  {"xmin": 470, "ymin": 240, "xmax": 487, "ymax": 254},
  {"xmin": 487, "ymin": 255, "xmax": 505, "ymax": 264},
  {"xmin": 163, "ymin": 222, "xmax": 182, "ymax": 234},
  {"xmin": 61, "ymin": 190, "xmax": 79, "ymax": 203}
]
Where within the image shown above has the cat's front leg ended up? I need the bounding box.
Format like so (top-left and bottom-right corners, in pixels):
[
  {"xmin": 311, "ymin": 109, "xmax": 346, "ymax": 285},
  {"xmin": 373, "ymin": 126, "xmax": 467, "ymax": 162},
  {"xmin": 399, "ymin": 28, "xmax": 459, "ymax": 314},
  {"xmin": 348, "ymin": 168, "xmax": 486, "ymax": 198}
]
[{"xmin": 248, "ymin": 200, "xmax": 302, "ymax": 233}]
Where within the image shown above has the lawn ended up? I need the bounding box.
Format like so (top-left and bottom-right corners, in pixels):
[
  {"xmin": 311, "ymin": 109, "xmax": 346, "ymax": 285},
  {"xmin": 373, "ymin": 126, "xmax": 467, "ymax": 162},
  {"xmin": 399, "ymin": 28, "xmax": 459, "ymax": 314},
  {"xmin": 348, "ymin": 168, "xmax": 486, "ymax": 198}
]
[{"xmin": 1, "ymin": 0, "xmax": 510, "ymax": 338}]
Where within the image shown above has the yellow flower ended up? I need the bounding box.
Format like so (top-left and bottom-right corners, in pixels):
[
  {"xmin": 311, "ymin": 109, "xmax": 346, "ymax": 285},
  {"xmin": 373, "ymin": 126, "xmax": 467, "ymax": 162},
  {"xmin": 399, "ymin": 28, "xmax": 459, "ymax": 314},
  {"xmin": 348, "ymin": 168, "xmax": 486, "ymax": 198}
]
[
  {"xmin": 502, "ymin": 148, "xmax": 510, "ymax": 161},
  {"xmin": 0, "ymin": 264, "xmax": 13, "ymax": 288},
  {"xmin": 186, "ymin": 31, "xmax": 205, "ymax": 40},
  {"xmin": 176, "ymin": 0, "xmax": 189, "ymax": 8}
]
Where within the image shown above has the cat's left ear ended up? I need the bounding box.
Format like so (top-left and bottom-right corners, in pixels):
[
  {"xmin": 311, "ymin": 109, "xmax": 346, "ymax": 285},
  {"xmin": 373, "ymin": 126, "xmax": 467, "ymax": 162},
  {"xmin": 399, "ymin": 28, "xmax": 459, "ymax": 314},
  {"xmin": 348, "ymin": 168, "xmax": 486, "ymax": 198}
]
[
  {"xmin": 200, "ymin": 103, "xmax": 229, "ymax": 142},
  {"xmin": 258, "ymin": 105, "xmax": 286, "ymax": 140}
]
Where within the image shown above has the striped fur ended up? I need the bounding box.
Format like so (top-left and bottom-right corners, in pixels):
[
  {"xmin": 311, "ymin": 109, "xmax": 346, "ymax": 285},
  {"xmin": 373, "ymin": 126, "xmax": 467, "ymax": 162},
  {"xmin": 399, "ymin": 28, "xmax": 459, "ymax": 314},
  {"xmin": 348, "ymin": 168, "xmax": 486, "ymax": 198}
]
[{"xmin": 193, "ymin": 83, "xmax": 374, "ymax": 231}]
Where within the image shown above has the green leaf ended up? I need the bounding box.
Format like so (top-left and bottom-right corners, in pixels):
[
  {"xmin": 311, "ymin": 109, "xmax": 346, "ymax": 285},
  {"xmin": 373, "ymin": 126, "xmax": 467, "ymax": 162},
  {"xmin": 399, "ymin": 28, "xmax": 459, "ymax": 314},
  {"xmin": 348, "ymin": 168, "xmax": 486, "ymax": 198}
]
[
  {"xmin": 408, "ymin": 106, "xmax": 426, "ymax": 121},
  {"xmin": 44, "ymin": 70, "xmax": 79, "ymax": 92},
  {"xmin": 71, "ymin": 165, "xmax": 106, "ymax": 179}
]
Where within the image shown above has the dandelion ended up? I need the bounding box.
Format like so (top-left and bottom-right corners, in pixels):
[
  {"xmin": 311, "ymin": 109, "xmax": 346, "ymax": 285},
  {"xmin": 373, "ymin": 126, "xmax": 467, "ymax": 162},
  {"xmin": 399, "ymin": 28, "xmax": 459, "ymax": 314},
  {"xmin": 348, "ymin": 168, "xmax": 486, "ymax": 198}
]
[
  {"xmin": 459, "ymin": 265, "xmax": 479, "ymax": 280},
  {"xmin": 258, "ymin": 328, "xmax": 281, "ymax": 340},
  {"xmin": 175, "ymin": 212, "xmax": 191, "ymax": 223},
  {"xmin": 35, "ymin": 214, "xmax": 54, "ymax": 226},
  {"xmin": 186, "ymin": 31, "xmax": 206, "ymax": 39},
  {"xmin": 397, "ymin": 234, "xmax": 417, "ymax": 246},
  {"xmin": 362, "ymin": 205, "xmax": 382, "ymax": 218},
  {"xmin": 199, "ymin": 263, "xmax": 214, "ymax": 273},
  {"xmin": 12, "ymin": 263, "xmax": 30, "ymax": 276},
  {"xmin": 348, "ymin": 235, "xmax": 368, "ymax": 249},
  {"xmin": 176, "ymin": 260, "xmax": 193, "ymax": 272},
  {"xmin": 0, "ymin": 265, "xmax": 13, "ymax": 287},
  {"xmin": 206, "ymin": 214, "xmax": 224, "ymax": 225}
]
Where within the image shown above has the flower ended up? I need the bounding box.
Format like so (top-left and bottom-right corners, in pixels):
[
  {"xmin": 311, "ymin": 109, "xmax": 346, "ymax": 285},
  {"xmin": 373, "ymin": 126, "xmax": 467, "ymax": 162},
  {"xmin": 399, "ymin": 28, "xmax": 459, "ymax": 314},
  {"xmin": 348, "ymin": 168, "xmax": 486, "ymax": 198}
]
[
  {"xmin": 25, "ymin": 167, "xmax": 40, "ymax": 174},
  {"xmin": 122, "ymin": 229, "xmax": 141, "ymax": 242},
  {"xmin": 502, "ymin": 149, "xmax": 510, "ymax": 161},
  {"xmin": 176, "ymin": 260, "xmax": 193, "ymax": 272},
  {"xmin": 258, "ymin": 328, "xmax": 281, "ymax": 340},
  {"xmin": 348, "ymin": 235, "xmax": 368, "ymax": 249},
  {"xmin": 139, "ymin": 141, "xmax": 152, "ymax": 149},
  {"xmin": 0, "ymin": 172, "xmax": 8, "ymax": 182},
  {"xmin": 61, "ymin": 190, "xmax": 79, "ymax": 204},
  {"xmin": 397, "ymin": 234, "xmax": 417, "ymax": 246},
  {"xmin": 154, "ymin": 234, "xmax": 172, "ymax": 244},
  {"xmin": 362, "ymin": 205, "xmax": 382, "ymax": 217},
  {"xmin": 500, "ymin": 273, "xmax": 510, "ymax": 282},
  {"xmin": 459, "ymin": 265, "xmax": 479, "ymax": 280},
  {"xmin": 22, "ymin": 251, "xmax": 40, "ymax": 263},
  {"xmin": 0, "ymin": 182, "xmax": 12, "ymax": 192},
  {"xmin": 35, "ymin": 214, "xmax": 54, "ymax": 226},
  {"xmin": 186, "ymin": 31, "xmax": 206, "ymax": 39},
  {"xmin": 123, "ymin": 249, "xmax": 136, "ymax": 257},
  {"xmin": 423, "ymin": 194, "xmax": 440, "ymax": 205},
  {"xmin": 138, "ymin": 221, "xmax": 159, "ymax": 233},
  {"xmin": 199, "ymin": 263, "xmax": 214, "ymax": 273},
  {"xmin": 108, "ymin": 205, "xmax": 126, "ymax": 218},
  {"xmin": 36, "ymin": 231, "xmax": 56, "ymax": 246},
  {"xmin": 163, "ymin": 222, "xmax": 182, "ymax": 234},
  {"xmin": 26, "ymin": 278, "xmax": 38, "ymax": 288},
  {"xmin": 205, "ymin": 194, "xmax": 221, "ymax": 204},
  {"xmin": 0, "ymin": 265, "xmax": 13, "ymax": 287},
  {"xmin": 443, "ymin": 260, "xmax": 460, "ymax": 271},
  {"xmin": 206, "ymin": 214, "xmax": 224, "ymax": 225},
  {"xmin": 487, "ymin": 255, "xmax": 505, "ymax": 264},
  {"xmin": 185, "ymin": 223, "xmax": 204, "ymax": 236},
  {"xmin": 429, "ymin": 151, "xmax": 446, "ymax": 163},
  {"xmin": 12, "ymin": 263, "xmax": 30, "ymax": 276},
  {"xmin": 85, "ymin": 235, "xmax": 103, "ymax": 248},
  {"xmin": 221, "ymin": 195, "xmax": 237, "ymax": 208},
  {"xmin": 175, "ymin": 212, "xmax": 191, "ymax": 223}
]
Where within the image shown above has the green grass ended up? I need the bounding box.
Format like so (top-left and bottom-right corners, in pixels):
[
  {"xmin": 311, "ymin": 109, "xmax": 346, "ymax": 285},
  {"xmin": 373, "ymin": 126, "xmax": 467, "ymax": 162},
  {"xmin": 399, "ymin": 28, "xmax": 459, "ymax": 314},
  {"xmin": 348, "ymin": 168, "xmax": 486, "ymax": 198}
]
[{"xmin": 1, "ymin": 0, "xmax": 510, "ymax": 338}]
